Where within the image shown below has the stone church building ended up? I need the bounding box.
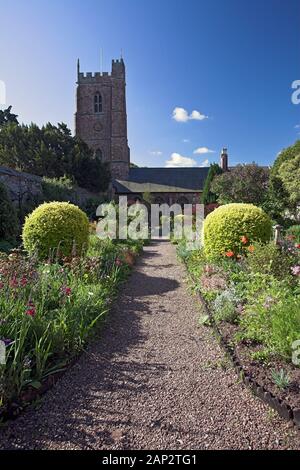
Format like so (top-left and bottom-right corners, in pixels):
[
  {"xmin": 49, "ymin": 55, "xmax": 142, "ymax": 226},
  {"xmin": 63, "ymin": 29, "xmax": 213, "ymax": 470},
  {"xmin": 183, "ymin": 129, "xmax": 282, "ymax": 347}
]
[{"xmin": 75, "ymin": 57, "xmax": 228, "ymax": 204}]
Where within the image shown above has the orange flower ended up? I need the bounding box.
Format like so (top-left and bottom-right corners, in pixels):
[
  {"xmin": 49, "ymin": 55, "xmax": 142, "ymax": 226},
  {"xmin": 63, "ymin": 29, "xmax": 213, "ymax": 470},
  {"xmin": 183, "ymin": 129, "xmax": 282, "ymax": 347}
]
[
  {"xmin": 225, "ymin": 250, "xmax": 235, "ymax": 258},
  {"xmin": 240, "ymin": 236, "xmax": 248, "ymax": 245},
  {"xmin": 248, "ymin": 245, "xmax": 255, "ymax": 253}
]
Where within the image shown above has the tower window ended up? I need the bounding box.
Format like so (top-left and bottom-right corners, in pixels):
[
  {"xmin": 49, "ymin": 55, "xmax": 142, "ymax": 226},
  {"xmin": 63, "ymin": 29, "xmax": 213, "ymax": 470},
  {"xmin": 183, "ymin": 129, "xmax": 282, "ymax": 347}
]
[{"xmin": 94, "ymin": 93, "xmax": 102, "ymax": 113}]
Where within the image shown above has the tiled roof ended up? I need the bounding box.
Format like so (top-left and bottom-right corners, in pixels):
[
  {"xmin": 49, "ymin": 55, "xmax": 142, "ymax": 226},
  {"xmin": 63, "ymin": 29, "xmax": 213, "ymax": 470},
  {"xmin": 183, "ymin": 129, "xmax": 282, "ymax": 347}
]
[{"xmin": 113, "ymin": 167, "xmax": 210, "ymax": 193}]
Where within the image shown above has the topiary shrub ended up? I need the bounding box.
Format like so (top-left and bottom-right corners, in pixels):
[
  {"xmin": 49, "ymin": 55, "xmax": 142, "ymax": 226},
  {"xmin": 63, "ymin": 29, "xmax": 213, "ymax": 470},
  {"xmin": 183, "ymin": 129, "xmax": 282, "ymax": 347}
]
[
  {"xmin": 22, "ymin": 201, "xmax": 89, "ymax": 259},
  {"xmin": 0, "ymin": 181, "xmax": 18, "ymax": 241},
  {"xmin": 204, "ymin": 203, "xmax": 272, "ymax": 259}
]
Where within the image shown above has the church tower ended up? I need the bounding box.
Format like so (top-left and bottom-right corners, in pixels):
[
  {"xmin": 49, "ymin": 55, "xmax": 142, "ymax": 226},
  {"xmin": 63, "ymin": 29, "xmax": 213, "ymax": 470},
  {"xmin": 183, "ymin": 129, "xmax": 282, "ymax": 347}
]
[{"xmin": 75, "ymin": 57, "xmax": 130, "ymax": 180}]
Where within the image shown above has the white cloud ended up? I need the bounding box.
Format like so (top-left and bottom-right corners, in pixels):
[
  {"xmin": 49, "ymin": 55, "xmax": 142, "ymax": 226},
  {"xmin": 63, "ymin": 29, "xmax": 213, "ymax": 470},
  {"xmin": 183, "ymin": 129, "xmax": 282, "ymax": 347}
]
[
  {"xmin": 193, "ymin": 147, "xmax": 215, "ymax": 155},
  {"xmin": 172, "ymin": 107, "xmax": 208, "ymax": 122},
  {"xmin": 295, "ymin": 124, "xmax": 300, "ymax": 129},
  {"xmin": 189, "ymin": 110, "xmax": 208, "ymax": 121},
  {"xmin": 172, "ymin": 107, "xmax": 189, "ymax": 122},
  {"xmin": 199, "ymin": 159, "xmax": 210, "ymax": 167},
  {"xmin": 165, "ymin": 153, "xmax": 197, "ymax": 168},
  {"xmin": 149, "ymin": 150, "xmax": 163, "ymax": 156},
  {"xmin": 182, "ymin": 139, "xmax": 190, "ymax": 143}
]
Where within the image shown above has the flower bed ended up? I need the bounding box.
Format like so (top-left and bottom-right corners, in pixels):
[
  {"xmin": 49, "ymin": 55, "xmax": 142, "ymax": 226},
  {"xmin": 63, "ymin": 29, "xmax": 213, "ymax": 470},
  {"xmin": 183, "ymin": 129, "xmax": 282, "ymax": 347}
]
[
  {"xmin": 0, "ymin": 235, "xmax": 143, "ymax": 419},
  {"xmin": 177, "ymin": 234, "xmax": 300, "ymax": 421}
]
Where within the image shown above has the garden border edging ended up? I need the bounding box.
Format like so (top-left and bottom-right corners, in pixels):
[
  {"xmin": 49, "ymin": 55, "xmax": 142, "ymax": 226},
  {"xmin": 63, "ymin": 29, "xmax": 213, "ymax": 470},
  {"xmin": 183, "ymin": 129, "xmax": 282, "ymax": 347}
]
[{"xmin": 182, "ymin": 259, "xmax": 300, "ymax": 429}]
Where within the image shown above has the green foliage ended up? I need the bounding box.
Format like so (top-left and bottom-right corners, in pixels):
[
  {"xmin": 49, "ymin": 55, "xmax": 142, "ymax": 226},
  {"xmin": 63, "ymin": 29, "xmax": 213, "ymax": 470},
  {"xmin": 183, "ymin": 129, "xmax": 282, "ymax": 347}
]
[
  {"xmin": 271, "ymin": 369, "xmax": 291, "ymax": 390},
  {"xmin": 22, "ymin": 202, "xmax": 89, "ymax": 259},
  {"xmin": 0, "ymin": 239, "xmax": 16, "ymax": 253},
  {"xmin": 42, "ymin": 176, "xmax": 75, "ymax": 202},
  {"xmin": 272, "ymin": 140, "xmax": 300, "ymax": 176},
  {"xmin": 212, "ymin": 288, "xmax": 240, "ymax": 323},
  {"xmin": 246, "ymin": 242, "xmax": 296, "ymax": 281},
  {"xmin": 0, "ymin": 106, "xmax": 18, "ymax": 127},
  {"xmin": 286, "ymin": 225, "xmax": 300, "ymax": 243},
  {"xmin": 0, "ymin": 236, "xmax": 142, "ymax": 411},
  {"xmin": 201, "ymin": 163, "xmax": 223, "ymax": 204},
  {"xmin": 277, "ymin": 154, "xmax": 300, "ymax": 207},
  {"xmin": 211, "ymin": 164, "xmax": 269, "ymax": 206},
  {"xmin": 0, "ymin": 117, "xmax": 111, "ymax": 192},
  {"xmin": 271, "ymin": 140, "xmax": 300, "ymax": 214},
  {"xmin": 240, "ymin": 275, "xmax": 300, "ymax": 362},
  {"xmin": 82, "ymin": 196, "xmax": 106, "ymax": 220},
  {"xmin": 261, "ymin": 175, "xmax": 290, "ymax": 223},
  {"xmin": 204, "ymin": 203, "xmax": 272, "ymax": 259},
  {"xmin": 0, "ymin": 181, "xmax": 18, "ymax": 241}
]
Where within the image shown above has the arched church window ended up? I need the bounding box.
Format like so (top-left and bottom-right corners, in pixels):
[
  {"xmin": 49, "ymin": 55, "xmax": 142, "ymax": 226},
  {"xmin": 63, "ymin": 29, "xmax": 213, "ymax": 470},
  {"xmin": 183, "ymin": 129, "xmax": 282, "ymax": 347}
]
[
  {"xmin": 94, "ymin": 93, "xmax": 102, "ymax": 113},
  {"xmin": 95, "ymin": 148, "xmax": 103, "ymax": 161}
]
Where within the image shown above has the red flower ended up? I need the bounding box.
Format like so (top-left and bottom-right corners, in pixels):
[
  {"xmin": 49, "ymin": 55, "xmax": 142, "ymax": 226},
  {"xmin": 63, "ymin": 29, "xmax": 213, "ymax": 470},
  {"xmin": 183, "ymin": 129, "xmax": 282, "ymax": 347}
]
[
  {"xmin": 20, "ymin": 277, "xmax": 28, "ymax": 287},
  {"xmin": 225, "ymin": 250, "xmax": 235, "ymax": 258},
  {"xmin": 295, "ymin": 244, "xmax": 300, "ymax": 249},
  {"xmin": 62, "ymin": 286, "xmax": 72, "ymax": 296},
  {"xmin": 25, "ymin": 302, "xmax": 36, "ymax": 317},
  {"xmin": 240, "ymin": 236, "xmax": 248, "ymax": 245}
]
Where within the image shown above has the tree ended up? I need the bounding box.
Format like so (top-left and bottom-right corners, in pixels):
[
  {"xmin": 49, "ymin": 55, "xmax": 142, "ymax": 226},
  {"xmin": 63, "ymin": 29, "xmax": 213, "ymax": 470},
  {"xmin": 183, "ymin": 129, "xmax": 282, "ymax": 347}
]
[
  {"xmin": 272, "ymin": 140, "xmax": 300, "ymax": 177},
  {"xmin": 0, "ymin": 106, "xmax": 18, "ymax": 127},
  {"xmin": 201, "ymin": 163, "xmax": 223, "ymax": 204},
  {"xmin": 278, "ymin": 154, "xmax": 300, "ymax": 206},
  {"xmin": 0, "ymin": 115, "xmax": 111, "ymax": 193},
  {"xmin": 270, "ymin": 140, "xmax": 300, "ymax": 216},
  {"xmin": 261, "ymin": 175, "xmax": 290, "ymax": 223},
  {"xmin": 211, "ymin": 163, "xmax": 269, "ymax": 205}
]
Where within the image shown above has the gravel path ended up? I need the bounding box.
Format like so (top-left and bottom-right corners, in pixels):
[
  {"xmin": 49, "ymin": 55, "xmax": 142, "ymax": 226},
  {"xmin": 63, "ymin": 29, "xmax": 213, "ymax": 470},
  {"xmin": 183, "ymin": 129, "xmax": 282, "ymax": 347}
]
[{"xmin": 1, "ymin": 241, "xmax": 300, "ymax": 450}]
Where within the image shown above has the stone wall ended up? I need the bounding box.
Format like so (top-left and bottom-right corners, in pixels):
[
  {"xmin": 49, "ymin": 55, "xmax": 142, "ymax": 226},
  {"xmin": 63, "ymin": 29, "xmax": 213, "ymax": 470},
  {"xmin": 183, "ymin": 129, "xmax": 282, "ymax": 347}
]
[
  {"xmin": 0, "ymin": 165, "xmax": 102, "ymax": 208},
  {"xmin": 0, "ymin": 165, "xmax": 42, "ymax": 205}
]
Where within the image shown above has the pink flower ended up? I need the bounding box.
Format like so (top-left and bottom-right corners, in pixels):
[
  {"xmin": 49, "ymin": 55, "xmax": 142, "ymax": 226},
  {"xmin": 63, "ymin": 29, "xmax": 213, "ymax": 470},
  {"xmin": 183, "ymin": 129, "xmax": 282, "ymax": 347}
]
[
  {"xmin": 115, "ymin": 258, "xmax": 122, "ymax": 266},
  {"xmin": 291, "ymin": 266, "xmax": 300, "ymax": 277},
  {"xmin": 0, "ymin": 281, "xmax": 4, "ymax": 289},
  {"xmin": 240, "ymin": 235, "xmax": 248, "ymax": 245},
  {"xmin": 9, "ymin": 278, "xmax": 18, "ymax": 288}
]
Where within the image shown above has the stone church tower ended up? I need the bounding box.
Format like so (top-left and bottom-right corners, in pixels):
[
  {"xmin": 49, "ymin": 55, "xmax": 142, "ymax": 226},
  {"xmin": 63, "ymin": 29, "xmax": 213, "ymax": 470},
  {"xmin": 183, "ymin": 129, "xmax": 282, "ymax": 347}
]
[{"xmin": 75, "ymin": 58, "xmax": 130, "ymax": 180}]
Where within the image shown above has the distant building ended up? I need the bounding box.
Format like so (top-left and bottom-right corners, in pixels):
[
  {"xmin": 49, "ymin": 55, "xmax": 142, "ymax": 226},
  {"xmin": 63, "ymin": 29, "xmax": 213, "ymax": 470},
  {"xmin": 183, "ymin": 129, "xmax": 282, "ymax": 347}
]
[{"xmin": 75, "ymin": 57, "xmax": 228, "ymax": 203}]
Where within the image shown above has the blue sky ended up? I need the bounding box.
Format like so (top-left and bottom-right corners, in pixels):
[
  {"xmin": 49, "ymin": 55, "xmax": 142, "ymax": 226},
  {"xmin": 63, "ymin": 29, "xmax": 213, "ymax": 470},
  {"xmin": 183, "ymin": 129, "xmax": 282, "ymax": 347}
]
[{"xmin": 0, "ymin": 0, "xmax": 299, "ymax": 168}]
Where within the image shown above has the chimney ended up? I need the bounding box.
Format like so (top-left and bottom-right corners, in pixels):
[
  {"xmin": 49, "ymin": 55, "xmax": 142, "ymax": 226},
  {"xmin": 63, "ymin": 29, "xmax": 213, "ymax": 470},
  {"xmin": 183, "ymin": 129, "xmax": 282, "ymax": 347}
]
[{"xmin": 220, "ymin": 148, "xmax": 228, "ymax": 171}]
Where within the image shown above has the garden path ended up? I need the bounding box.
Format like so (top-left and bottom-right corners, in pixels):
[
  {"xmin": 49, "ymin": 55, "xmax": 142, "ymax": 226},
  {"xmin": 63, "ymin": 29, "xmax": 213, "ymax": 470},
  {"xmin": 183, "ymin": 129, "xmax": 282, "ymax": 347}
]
[{"xmin": 0, "ymin": 242, "xmax": 299, "ymax": 449}]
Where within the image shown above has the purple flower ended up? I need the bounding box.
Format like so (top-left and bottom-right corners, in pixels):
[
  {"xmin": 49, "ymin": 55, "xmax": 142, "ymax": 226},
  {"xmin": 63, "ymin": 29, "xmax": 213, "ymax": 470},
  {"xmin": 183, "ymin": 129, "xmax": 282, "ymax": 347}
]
[
  {"xmin": 291, "ymin": 265, "xmax": 300, "ymax": 277},
  {"xmin": 1, "ymin": 338, "xmax": 13, "ymax": 347}
]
